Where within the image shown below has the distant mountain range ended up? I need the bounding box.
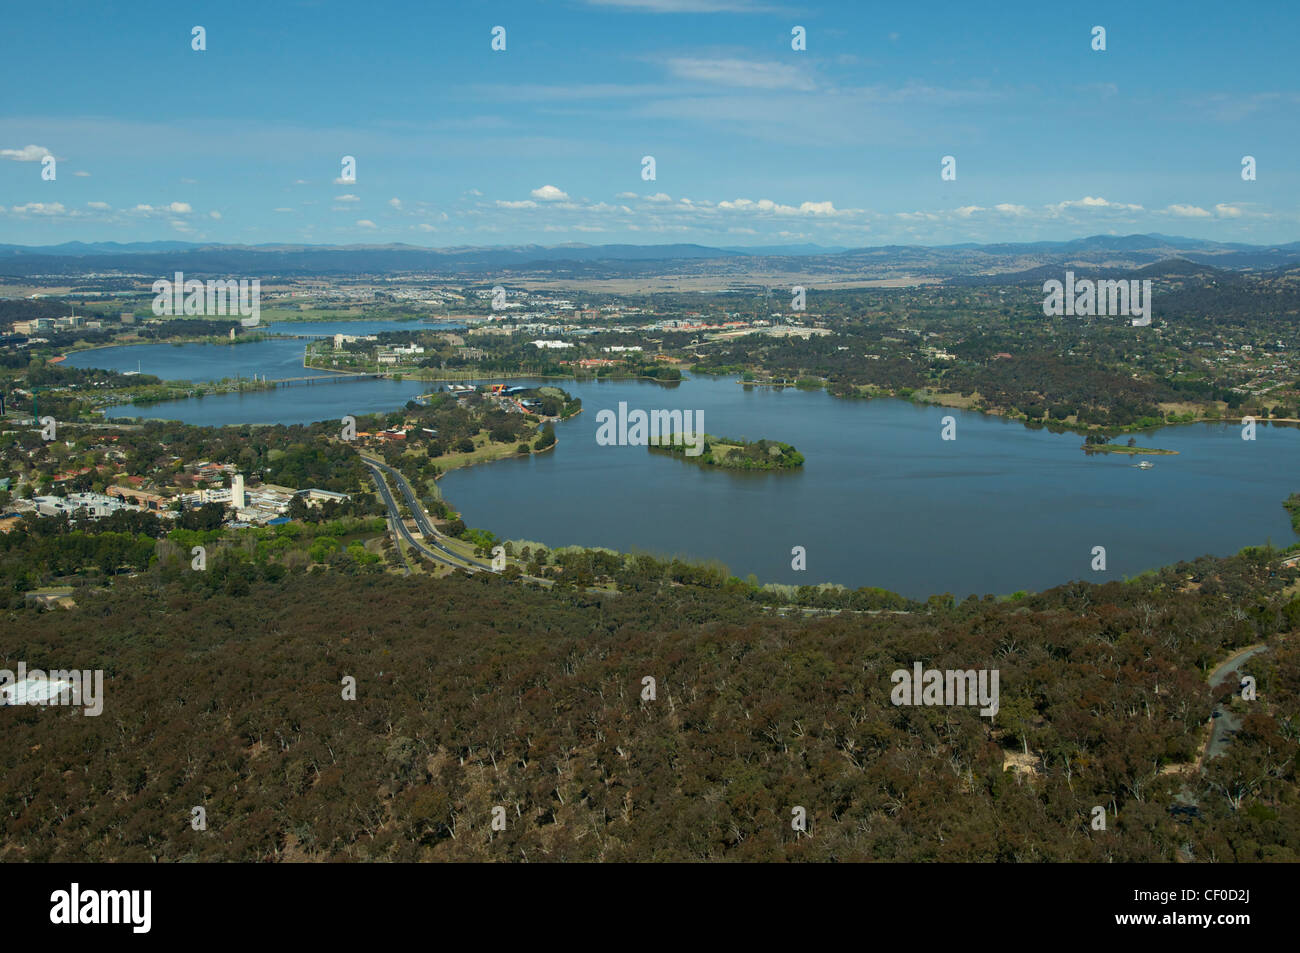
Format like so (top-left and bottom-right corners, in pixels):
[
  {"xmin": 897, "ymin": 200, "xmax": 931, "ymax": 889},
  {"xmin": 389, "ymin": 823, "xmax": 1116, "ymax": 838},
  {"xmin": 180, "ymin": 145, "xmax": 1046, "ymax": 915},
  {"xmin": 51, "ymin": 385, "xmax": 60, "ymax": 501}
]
[
  {"xmin": 0, "ymin": 240, "xmax": 847, "ymax": 261},
  {"xmin": 2, "ymin": 235, "xmax": 1298, "ymax": 283}
]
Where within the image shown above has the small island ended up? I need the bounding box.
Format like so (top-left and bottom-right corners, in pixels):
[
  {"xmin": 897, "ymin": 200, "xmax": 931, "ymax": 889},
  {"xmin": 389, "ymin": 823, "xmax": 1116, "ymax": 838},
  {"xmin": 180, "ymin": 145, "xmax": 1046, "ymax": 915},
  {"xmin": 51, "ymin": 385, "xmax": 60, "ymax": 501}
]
[
  {"xmin": 648, "ymin": 433, "xmax": 805, "ymax": 471},
  {"xmin": 1081, "ymin": 443, "xmax": 1179, "ymax": 456}
]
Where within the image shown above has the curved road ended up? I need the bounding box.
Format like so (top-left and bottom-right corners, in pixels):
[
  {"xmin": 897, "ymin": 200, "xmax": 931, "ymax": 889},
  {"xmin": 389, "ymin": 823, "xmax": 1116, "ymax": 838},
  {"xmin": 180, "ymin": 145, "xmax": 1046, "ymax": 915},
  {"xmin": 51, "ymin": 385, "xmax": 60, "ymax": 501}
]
[
  {"xmin": 1203, "ymin": 643, "xmax": 1270, "ymax": 763},
  {"xmin": 363, "ymin": 455, "xmax": 576, "ymax": 589},
  {"xmin": 363, "ymin": 458, "xmax": 490, "ymax": 573}
]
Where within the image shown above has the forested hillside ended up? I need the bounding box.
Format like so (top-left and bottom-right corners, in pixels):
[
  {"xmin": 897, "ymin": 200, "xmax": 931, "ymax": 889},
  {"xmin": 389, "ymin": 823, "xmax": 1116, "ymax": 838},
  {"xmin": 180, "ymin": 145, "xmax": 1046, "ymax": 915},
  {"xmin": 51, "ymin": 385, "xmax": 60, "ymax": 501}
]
[{"xmin": 1, "ymin": 549, "xmax": 1296, "ymax": 861}]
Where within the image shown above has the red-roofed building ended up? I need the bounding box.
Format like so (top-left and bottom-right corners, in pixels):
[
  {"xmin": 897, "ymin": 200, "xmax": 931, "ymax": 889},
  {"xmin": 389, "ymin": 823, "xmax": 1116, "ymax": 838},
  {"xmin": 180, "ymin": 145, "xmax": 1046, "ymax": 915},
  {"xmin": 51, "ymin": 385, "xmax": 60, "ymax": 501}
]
[{"xmin": 52, "ymin": 467, "xmax": 93, "ymax": 483}]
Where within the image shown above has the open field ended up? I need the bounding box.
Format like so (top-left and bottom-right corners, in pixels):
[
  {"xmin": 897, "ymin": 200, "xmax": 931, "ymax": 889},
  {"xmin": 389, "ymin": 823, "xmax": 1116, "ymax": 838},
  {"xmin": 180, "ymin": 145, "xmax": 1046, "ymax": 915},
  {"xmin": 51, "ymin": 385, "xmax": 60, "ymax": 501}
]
[{"xmin": 428, "ymin": 429, "xmax": 533, "ymax": 471}]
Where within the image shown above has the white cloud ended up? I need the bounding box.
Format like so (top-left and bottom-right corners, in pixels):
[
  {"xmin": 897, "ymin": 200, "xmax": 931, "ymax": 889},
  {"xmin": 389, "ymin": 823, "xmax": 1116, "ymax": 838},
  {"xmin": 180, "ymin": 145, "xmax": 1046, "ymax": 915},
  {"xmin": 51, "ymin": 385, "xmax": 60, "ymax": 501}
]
[
  {"xmin": 416, "ymin": 223, "xmax": 437, "ymax": 232},
  {"xmin": 0, "ymin": 144, "xmax": 52, "ymax": 162},
  {"xmin": 949, "ymin": 204, "xmax": 1029, "ymax": 219},
  {"xmin": 798, "ymin": 200, "xmax": 836, "ymax": 216},
  {"xmin": 436, "ymin": 182, "xmax": 1290, "ymax": 247},
  {"xmin": 665, "ymin": 57, "xmax": 815, "ymax": 91},
  {"xmin": 333, "ymin": 176, "xmax": 355, "ymax": 185},
  {"xmin": 1048, "ymin": 196, "xmax": 1144, "ymax": 213},
  {"xmin": 168, "ymin": 201, "xmax": 192, "ymax": 214},
  {"xmin": 209, "ymin": 210, "xmax": 221, "ymax": 220},
  {"xmin": 72, "ymin": 170, "xmax": 90, "ymax": 177},
  {"xmin": 1166, "ymin": 204, "xmax": 1211, "ymax": 218},
  {"xmin": 716, "ymin": 197, "xmax": 842, "ymax": 217},
  {"xmin": 389, "ymin": 197, "xmax": 403, "ymax": 209},
  {"xmin": 86, "ymin": 201, "xmax": 111, "ymax": 210},
  {"xmin": 356, "ymin": 219, "xmax": 377, "ymax": 229},
  {"xmin": 274, "ymin": 207, "xmax": 294, "ymax": 213},
  {"xmin": 531, "ymin": 185, "xmax": 570, "ymax": 201},
  {"xmin": 335, "ymin": 194, "xmax": 360, "ymax": 202},
  {"xmin": 10, "ymin": 202, "xmax": 66, "ymax": 215}
]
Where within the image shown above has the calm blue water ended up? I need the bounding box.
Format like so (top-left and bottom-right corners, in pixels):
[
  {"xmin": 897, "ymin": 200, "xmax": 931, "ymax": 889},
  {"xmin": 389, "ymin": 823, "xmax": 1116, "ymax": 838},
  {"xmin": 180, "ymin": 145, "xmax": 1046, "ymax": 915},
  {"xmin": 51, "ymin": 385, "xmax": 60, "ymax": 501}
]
[
  {"xmin": 66, "ymin": 338, "xmax": 320, "ymax": 385},
  {"xmin": 64, "ymin": 320, "xmax": 463, "ymax": 385},
  {"xmin": 440, "ymin": 377, "xmax": 1300, "ymax": 598},
  {"xmin": 62, "ymin": 320, "xmax": 464, "ymax": 426},
  {"xmin": 61, "ymin": 342, "xmax": 1300, "ymax": 597}
]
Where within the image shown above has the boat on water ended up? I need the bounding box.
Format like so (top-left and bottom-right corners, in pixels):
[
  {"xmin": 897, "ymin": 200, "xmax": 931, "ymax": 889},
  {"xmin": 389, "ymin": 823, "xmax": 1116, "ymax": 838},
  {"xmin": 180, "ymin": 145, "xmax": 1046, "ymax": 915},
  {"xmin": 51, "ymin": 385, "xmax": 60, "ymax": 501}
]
[{"xmin": 1136, "ymin": 460, "xmax": 1154, "ymax": 469}]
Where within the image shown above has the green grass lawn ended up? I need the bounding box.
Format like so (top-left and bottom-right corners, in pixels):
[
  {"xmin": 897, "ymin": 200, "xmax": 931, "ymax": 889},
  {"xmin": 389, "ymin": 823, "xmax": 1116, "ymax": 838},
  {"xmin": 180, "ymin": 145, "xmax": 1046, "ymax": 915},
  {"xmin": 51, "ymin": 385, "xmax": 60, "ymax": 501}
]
[{"xmin": 432, "ymin": 430, "xmax": 534, "ymax": 471}]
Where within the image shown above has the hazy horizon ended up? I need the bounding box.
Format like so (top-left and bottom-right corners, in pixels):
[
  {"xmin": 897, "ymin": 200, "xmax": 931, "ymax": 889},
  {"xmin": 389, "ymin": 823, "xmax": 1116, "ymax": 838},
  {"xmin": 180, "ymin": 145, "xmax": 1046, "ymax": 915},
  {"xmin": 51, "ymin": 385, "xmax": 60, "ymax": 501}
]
[{"xmin": 2, "ymin": 231, "xmax": 1295, "ymax": 255}]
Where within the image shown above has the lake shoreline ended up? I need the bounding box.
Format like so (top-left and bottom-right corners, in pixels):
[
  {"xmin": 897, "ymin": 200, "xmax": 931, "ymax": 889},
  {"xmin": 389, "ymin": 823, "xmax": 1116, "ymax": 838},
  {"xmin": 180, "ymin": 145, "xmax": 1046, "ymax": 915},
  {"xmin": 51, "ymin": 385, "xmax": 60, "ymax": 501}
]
[{"xmin": 61, "ymin": 339, "xmax": 1300, "ymax": 599}]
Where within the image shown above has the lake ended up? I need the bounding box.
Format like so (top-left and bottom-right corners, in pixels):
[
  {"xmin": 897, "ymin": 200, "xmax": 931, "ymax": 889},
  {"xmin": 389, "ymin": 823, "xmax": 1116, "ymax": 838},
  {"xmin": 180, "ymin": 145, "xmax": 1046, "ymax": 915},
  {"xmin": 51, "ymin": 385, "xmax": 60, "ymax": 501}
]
[
  {"xmin": 62, "ymin": 340, "xmax": 1300, "ymax": 598},
  {"xmin": 62, "ymin": 320, "xmax": 460, "ymax": 427},
  {"xmin": 443, "ymin": 377, "xmax": 1300, "ymax": 598}
]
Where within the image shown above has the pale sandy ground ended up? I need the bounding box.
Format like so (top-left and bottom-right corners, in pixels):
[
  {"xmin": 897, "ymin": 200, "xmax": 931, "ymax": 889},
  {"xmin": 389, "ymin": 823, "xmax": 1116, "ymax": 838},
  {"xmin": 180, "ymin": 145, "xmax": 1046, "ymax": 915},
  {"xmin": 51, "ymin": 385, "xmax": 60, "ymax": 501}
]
[{"xmin": 1002, "ymin": 750, "xmax": 1044, "ymax": 776}]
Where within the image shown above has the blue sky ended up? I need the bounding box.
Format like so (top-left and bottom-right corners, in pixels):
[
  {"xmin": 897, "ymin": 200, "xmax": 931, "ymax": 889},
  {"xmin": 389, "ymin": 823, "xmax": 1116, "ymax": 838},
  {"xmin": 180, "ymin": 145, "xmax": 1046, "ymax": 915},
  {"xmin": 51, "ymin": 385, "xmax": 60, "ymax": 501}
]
[{"xmin": 1, "ymin": 0, "xmax": 1295, "ymax": 248}]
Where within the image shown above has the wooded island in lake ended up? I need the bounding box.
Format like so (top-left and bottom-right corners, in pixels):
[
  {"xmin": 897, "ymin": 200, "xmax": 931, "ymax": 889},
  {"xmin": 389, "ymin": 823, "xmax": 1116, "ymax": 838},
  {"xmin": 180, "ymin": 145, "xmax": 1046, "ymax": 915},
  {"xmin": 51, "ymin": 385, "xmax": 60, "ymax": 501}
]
[{"xmin": 648, "ymin": 433, "xmax": 805, "ymax": 470}]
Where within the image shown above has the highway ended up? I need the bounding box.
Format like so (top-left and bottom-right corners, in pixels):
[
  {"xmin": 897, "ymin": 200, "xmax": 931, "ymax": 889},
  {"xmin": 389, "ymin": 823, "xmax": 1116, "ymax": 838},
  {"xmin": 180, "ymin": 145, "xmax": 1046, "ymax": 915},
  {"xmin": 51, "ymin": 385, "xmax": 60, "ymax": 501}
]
[
  {"xmin": 357, "ymin": 455, "xmax": 573, "ymax": 588},
  {"xmin": 362, "ymin": 458, "xmax": 489, "ymax": 573}
]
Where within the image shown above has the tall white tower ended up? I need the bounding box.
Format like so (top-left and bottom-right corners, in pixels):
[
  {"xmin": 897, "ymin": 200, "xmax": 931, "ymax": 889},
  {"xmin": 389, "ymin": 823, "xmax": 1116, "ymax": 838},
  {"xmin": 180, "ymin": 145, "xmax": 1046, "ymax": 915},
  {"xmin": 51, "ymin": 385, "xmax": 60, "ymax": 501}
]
[{"xmin": 232, "ymin": 474, "xmax": 246, "ymax": 511}]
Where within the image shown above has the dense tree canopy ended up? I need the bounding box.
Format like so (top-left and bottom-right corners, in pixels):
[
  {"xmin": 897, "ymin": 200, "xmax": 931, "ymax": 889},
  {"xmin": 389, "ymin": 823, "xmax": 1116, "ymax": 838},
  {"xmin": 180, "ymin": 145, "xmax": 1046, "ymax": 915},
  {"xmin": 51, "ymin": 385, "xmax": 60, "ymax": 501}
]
[{"xmin": 1, "ymin": 547, "xmax": 1296, "ymax": 862}]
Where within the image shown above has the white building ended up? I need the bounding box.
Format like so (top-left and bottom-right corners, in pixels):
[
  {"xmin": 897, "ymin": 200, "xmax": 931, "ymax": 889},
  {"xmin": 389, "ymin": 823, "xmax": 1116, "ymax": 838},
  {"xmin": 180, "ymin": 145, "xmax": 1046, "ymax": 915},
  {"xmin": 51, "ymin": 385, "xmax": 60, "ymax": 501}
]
[
  {"xmin": 231, "ymin": 474, "xmax": 246, "ymax": 511},
  {"xmin": 33, "ymin": 493, "xmax": 126, "ymax": 519},
  {"xmin": 65, "ymin": 493, "xmax": 126, "ymax": 518},
  {"xmin": 33, "ymin": 496, "xmax": 76, "ymax": 517},
  {"xmin": 298, "ymin": 488, "xmax": 351, "ymax": 507},
  {"xmin": 197, "ymin": 487, "xmax": 232, "ymax": 505}
]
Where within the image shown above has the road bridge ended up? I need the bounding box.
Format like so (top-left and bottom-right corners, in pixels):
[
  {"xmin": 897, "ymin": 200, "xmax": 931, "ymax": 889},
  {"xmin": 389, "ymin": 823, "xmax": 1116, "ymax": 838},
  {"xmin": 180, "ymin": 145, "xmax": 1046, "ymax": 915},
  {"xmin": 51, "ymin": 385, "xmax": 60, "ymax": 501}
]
[{"xmin": 265, "ymin": 372, "xmax": 389, "ymax": 387}]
